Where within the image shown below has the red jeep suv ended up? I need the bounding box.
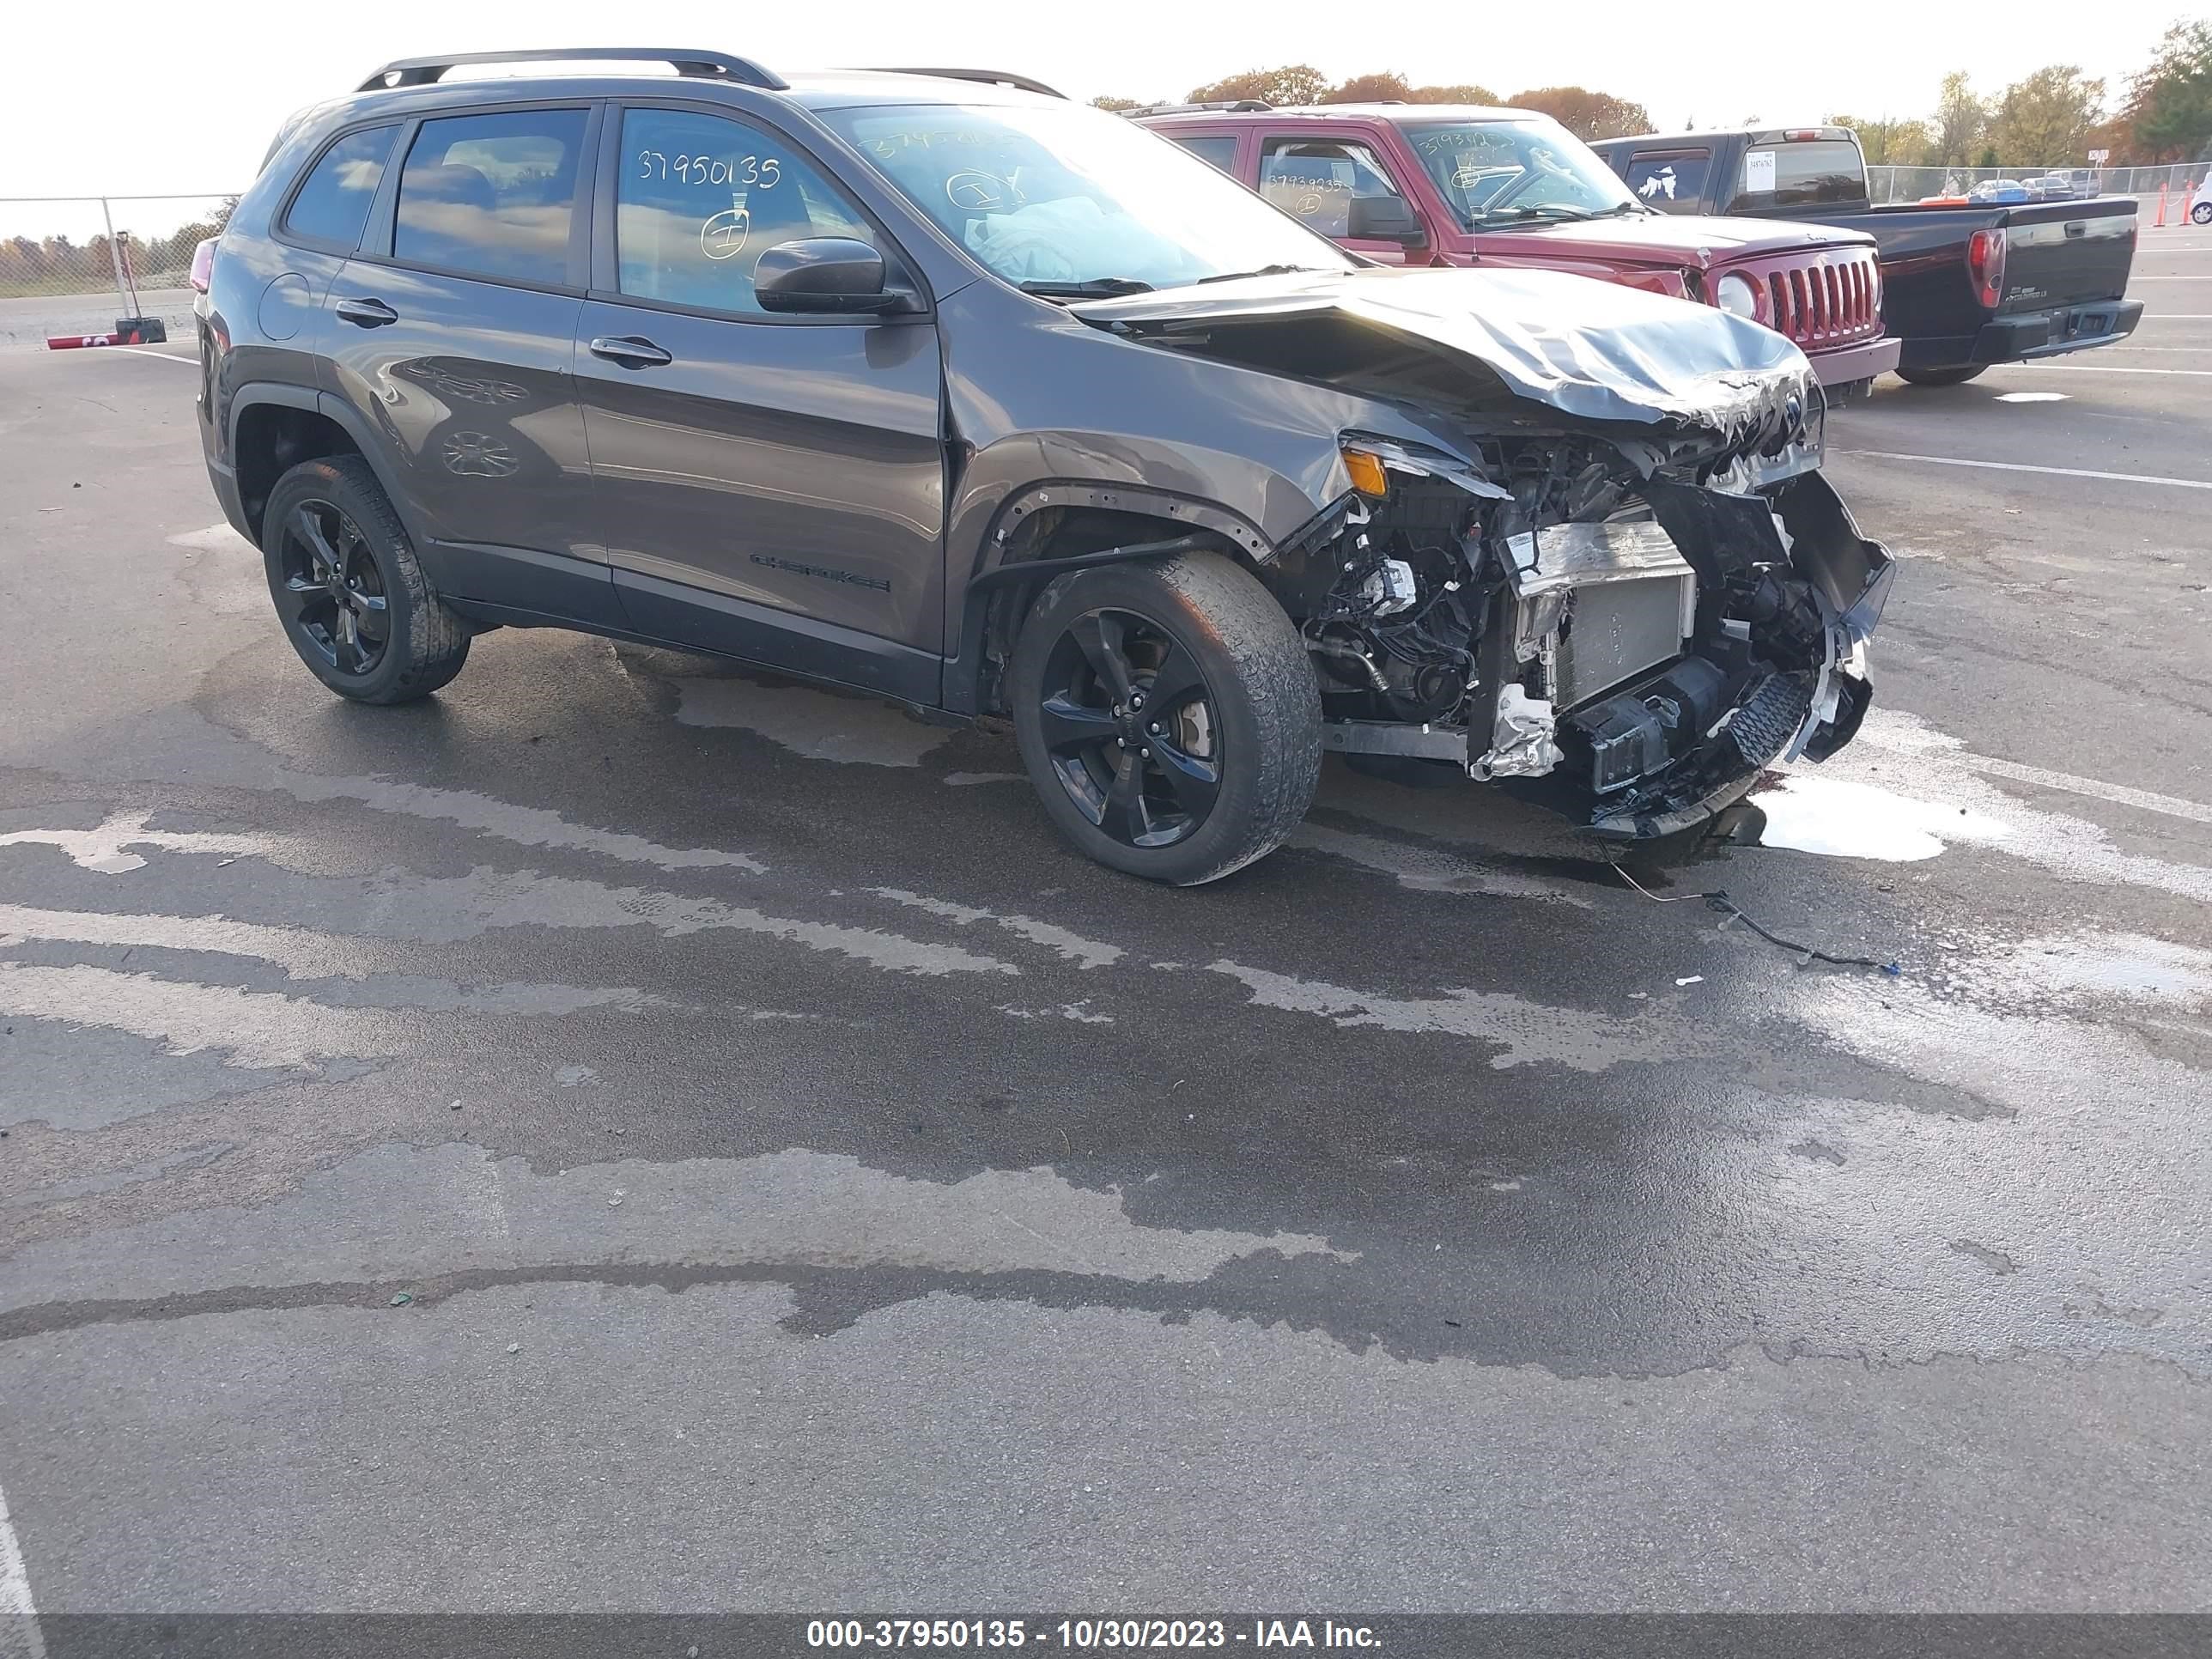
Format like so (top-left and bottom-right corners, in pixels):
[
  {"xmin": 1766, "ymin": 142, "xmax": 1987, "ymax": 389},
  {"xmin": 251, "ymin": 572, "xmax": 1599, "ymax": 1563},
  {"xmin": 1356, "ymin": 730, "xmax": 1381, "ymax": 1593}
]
[{"xmin": 1138, "ymin": 104, "xmax": 1901, "ymax": 398}]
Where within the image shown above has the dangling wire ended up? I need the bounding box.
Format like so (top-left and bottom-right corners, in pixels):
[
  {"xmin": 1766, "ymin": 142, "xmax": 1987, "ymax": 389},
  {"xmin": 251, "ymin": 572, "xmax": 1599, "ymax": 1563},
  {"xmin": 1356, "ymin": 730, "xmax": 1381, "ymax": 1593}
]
[{"xmin": 1611, "ymin": 861, "xmax": 1902, "ymax": 975}]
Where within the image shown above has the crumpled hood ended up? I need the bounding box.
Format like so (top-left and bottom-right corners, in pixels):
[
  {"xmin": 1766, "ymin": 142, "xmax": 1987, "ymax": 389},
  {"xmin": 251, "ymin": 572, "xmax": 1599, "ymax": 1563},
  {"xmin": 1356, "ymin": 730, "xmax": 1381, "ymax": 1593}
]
[
  {"xmin": 1071, "ymin": 265, "xmax": 1818, "ymax": 444},
  {"xmin": 1506, "ymin": 213, "xmax": 1875, "ymax": 262}
]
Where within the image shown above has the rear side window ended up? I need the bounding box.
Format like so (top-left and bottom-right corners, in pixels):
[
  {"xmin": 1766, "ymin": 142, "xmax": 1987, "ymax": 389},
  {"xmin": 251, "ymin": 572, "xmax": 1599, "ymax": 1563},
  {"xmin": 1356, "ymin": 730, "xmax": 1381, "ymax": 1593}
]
[
  {"xmin": 1623, "ymin": 150, "xmax": 1710, "ymax": 214},
  {"xmin": 284, "ymin": 126, "xmax": 398, "ymax": 250},
  {"xmin": 615, "ymin": 106, "xmax": 881, "ymax": 315},
  {"xmin": 1730, "ymin": 141, "xmax": 1862, "ymax": 213},
  {"xmin": 1170, "ymin": 136, "xmax": 1239, "ymax": 174},
  {"xmin": 393, "ymin": 109, "xmax": 588, "ymax": 285}
]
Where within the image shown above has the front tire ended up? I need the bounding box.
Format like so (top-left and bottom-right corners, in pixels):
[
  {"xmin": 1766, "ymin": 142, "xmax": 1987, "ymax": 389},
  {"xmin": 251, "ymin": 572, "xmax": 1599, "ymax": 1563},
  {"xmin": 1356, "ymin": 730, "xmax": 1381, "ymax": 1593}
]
[
  {"xmin": 261, "ymin": 456, "xmax": 471, "ymax": 704},
  {"xmin": 1894, "ymin": 365, "xmax": 1987, "ymax": 386},
  {"xmin": 1009, "ymin": 550, "xmax": 1322, "ymax": 885}
]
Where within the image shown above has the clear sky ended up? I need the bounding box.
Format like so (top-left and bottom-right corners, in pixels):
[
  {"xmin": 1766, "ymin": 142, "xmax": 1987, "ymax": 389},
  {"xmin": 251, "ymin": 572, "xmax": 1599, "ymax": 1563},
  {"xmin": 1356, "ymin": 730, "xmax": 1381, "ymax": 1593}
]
[{"xmin": 0, "ymin": 0, "xmax": 2195, "ymax": 198}]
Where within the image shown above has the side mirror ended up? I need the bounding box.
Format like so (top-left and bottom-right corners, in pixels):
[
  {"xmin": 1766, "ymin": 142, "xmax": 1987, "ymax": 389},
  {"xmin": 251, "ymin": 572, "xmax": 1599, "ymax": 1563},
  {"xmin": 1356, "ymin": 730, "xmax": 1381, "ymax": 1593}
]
[
  {"xmin": 754, "ymin": 238, "xmax": 921, "ymax": 315},
  {"xmin": 1348, "ymin": 194, "xmax": 1425, "ymax": 247}
]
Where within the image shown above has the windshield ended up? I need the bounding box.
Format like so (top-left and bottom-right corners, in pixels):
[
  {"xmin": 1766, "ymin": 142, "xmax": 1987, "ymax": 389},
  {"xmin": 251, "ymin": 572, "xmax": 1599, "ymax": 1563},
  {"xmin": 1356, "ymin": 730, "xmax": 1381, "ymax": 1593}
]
[
  {"xmin": 816, "ymin": 101, "xmax": 1357, "ymax": 293},
  {"xmin": 1405, "ymin": 118, "xmax": 1639, "ymax": 228}
]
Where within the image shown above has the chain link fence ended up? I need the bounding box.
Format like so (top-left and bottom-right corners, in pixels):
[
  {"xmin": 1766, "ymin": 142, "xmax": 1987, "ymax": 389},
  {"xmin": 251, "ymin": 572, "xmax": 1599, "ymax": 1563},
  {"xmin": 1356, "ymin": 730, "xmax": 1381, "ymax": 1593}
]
[
  {"xmin": 1866, "ymin": 161, "xmax": 2210, "ymax": 213},
  {"xmin": 0, "ymin": 194, "xmax": 236, "ymax": 349}
]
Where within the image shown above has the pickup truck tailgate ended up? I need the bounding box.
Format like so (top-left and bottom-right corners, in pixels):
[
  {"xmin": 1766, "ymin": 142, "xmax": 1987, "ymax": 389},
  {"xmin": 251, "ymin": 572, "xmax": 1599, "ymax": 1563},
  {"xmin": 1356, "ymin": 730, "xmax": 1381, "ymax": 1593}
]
[{"xmin": 1997, "ymin": 198, "xmax": 2136, "ymax": 314}]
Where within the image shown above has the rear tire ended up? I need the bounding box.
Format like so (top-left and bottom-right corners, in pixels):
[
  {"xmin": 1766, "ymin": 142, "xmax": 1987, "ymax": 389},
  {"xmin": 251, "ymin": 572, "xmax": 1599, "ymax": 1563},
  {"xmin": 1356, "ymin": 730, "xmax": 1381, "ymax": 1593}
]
[
  {"xmin": 261, "ymin": 456, "xmax": 471, "ymax": 704},
  {"xmin": 1894, "ymin": 365, "xmax": 1987, "ymax": 386},
  {"xmin": 1009, "ymin": 550, "xmax": 1322, "ymax": 885},
  {"xmin": 2193, "ymin": 200, "xmax": 2212, "ymax": 225}
]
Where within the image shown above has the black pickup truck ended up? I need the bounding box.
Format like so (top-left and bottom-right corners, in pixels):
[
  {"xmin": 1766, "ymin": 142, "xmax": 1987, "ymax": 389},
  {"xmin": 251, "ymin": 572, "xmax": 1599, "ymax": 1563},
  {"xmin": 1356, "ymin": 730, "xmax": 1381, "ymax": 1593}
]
[{"xmin": 1589, "ymin": 127, "xmax": 2142, "ymax": 386}]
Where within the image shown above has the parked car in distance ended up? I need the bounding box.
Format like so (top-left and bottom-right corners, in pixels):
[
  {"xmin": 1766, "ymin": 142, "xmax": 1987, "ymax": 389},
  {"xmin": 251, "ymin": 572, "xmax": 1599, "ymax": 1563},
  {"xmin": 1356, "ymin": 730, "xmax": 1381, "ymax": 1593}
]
[
  {"xmin": 197, "ymin": 51, "xmax": 1892, "ymax": 884},
  {"xmin": 1589, "ymin": 126, "xmax": 2140, "ymax": 386},
  {"xmin": 1134, "ymin": 103, "xmax": 1900, "ymax": 400},
  {"xmin": 2022, "ymin": 173, "xmax": 2078, "ymax": 201},
  {"xmin": 1969, "ymin": 179, "xmax": 2030, "ymax": 204}
]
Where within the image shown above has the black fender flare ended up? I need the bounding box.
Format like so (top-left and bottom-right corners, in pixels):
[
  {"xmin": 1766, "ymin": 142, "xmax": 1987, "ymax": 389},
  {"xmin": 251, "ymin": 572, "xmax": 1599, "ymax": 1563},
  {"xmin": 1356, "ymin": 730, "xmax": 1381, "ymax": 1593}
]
[
  {"xmin": 944, "ymin": 478, "xmax": 1290, "ymax": 719},
  {"xmin": 224, "ymin": 382, "xmax": 424, "ymax": 546}
]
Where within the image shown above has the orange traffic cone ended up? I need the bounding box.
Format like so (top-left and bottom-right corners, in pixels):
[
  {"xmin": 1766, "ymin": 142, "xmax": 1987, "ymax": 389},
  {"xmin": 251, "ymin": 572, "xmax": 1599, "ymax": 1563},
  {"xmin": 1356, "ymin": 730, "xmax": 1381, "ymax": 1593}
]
[{"xmin": 2154, "ymin": 183, "xmax": 2167, "ymax": 226}]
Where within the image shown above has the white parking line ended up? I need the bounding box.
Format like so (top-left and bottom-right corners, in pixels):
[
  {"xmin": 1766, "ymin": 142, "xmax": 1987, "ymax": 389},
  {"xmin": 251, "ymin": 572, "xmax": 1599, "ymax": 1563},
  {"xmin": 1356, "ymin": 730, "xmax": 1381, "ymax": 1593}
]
[
  {"xmin": 1958, "ymin": 751, "xmax": 2212, "ymax": 828},
  {"xmin": 0, "ymin": 1480, "xmax": 46, "ymax": 1659},
  {"xmin": 1838, "ymin": 451, "xmax": 2212, "ymax": 490},
  {"xmin": 1994, "ymin": 363, "xmax": 2212, "ymax": 376},
  {"xmin": 88, "ymin": 345, "xmax": 195, "ymax": 364}
]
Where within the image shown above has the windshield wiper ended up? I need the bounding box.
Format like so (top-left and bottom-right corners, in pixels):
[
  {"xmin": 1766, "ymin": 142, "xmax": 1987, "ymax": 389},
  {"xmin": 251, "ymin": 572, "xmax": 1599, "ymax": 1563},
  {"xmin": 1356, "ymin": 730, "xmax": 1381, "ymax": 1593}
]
[
  {"xmin": 1017, "ymin": 276, "xmax": 1155, "ymax": 298},
  {"xmin": 1194, "ymin": 264, "xmax": 1328, "ymax": 284},
  {"xmin": 1473, "ymin": 204, "xmax": 1599, "ymax": 226}
]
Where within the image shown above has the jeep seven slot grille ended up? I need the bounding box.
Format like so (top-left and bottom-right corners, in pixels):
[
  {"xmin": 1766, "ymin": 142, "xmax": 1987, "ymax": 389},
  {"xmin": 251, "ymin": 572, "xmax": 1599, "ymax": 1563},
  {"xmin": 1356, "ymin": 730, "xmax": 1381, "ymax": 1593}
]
[{"xmin": 1763, "ymin": 249, "xmax": 1881, "ymax": 349}]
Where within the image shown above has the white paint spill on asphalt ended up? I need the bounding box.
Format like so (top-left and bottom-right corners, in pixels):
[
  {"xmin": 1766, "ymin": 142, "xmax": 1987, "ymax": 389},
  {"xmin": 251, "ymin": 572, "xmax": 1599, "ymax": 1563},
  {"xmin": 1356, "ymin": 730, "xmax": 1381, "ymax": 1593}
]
[
  {"xmin": 406, "ymin": 868, "xmax": 1019, "ymax": 977},
  {"xmin": 1748, "ymin": 775, "xmax": 2013, "ymax": 862},
  {"xmin": 1968, "ymin": 932, "xmax": 2212, "ymax": 1006},
  {"xmin": 0, "ymin": 1478, "xmax": 45, "ymax": 1659},
  {"xmin": 670, "ymin": 674, "xmax": 954, "ymax": 767},
  {"xmin": 0, "ymin": 811, "xmax": 270, "ymax": 874},
  {"xmin": 1819, "ymin": 709, "xmax": 2212, "ymax": 902},
  {"xmin": 999, "ymin": 1001, "xmax": 1116, "ymax": 1024},
  {"xmin": 0, "ymin": 962, "xmax": 405, "ymax": 1070},
  {"xmin": 165, "ymin": 523, "xmax": 254, "ymax": 553},
  {"xmin": 1289, "ymin": 821, "xmax": 1590, "ymax": 907},
  {"xmin": 0, "ymin": 903, "xmax": 665, "ymax": 1012},
  {"xmin": 1206, "ymin": 960, "xmax": 1672, "ymax": 1072},
  {"xmin": 263, "ymin": 770, "xmax": 766, "ymax": 873},
  {"xmin": 1994, "ymin": 392, "xmax": 2069, "ymax": 404},
  {"xmin": 0, "ymin": 1143, "xmax": 1353, "ymax": 1313},
  {"xmin": 868, "ymin": 887, "xmax": 1125, "ymax": 970}
]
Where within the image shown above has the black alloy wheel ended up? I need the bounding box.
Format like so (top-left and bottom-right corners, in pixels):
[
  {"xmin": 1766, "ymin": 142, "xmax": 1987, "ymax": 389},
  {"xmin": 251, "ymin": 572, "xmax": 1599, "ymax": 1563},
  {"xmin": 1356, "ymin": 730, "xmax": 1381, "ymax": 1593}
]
[
  {"xmin": 1036, "ymin": 607, "xmax": 1222, "ymax": 848},
  {"xmin": 274, "ymin": 499, "xmax": 391, "ymax": 678}
]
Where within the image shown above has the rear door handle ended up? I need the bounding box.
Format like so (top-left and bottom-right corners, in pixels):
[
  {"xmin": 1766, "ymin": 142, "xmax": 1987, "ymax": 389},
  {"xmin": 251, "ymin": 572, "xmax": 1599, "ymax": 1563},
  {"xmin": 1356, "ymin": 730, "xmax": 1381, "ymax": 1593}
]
[
  {"xmin": 334, "ymin": 297, "xmax": 398, "ymax": 327},
  {"xmin": 588, "ymin": 336, "xmax": 672, "ymax": 368}
]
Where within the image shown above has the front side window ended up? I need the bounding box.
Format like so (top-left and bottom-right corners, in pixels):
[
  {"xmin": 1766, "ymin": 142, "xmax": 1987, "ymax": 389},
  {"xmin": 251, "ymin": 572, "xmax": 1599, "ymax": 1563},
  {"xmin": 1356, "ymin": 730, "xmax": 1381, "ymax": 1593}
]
[
  {"xmin": 1624, "ymin": 151, "xmax": 1711, "ymax": 214},
  {"xmin": 616, "ymin": 107, "xmax": 879, "ymax": 314},
  {"xmin": 284, "ymin": 126, "xmax": 398, "ymax": 250},
  {"xmin": 392, "ymin": 109, "xmax": 588, "ymax": 285},
  {"xmin": 1406, "ymin": 118, "xmax": 1640, "ymax": 228},
  {"xmin": 815, "ymin": 101, "xmax": 1355, "ymax": 293},
  {"xmin": 1258, "ymin": 139, "xmax": 1407, "ymax": 239}
]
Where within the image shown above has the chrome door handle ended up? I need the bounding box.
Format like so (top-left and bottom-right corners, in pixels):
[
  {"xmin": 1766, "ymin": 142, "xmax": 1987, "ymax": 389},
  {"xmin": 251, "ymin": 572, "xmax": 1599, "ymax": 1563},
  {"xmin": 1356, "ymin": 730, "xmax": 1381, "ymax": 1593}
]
[
  {"xmin": 334, "ymin": 297, "xmax": 398, "ymax": 327},
  {"xmin": 588, "ymin": 336, "xmax": 672, "ymax": 368}
]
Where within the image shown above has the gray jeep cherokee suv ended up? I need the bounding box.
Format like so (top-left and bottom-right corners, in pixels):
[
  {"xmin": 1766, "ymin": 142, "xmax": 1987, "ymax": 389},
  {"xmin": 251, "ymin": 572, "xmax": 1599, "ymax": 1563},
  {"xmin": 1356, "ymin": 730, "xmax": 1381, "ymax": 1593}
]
[{"xmin": 197, "ymin": 49, "xmax": 1892, "ymax": 884}]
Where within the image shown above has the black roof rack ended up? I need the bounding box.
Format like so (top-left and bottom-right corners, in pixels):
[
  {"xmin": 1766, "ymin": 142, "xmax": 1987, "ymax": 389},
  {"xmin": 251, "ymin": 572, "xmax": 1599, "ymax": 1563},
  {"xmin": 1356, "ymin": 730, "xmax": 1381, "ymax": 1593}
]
[
  {"xmin": 1116, "ymin": 100, "xmax": 1272, "ymax": 117},
  {"xmin": 357, "ymin": 48, "xmax": 787, "ymax": 93},
  {"xmin": 867, "ymin": 67, "xmax": 1066, "ymax": 99}
]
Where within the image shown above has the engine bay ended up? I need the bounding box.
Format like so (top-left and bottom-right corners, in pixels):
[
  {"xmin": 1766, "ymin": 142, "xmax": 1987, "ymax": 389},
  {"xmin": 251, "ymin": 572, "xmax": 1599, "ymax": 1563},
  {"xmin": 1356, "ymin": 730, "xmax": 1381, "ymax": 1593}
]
[{"xmin": 1300, "ymin": 433, "xmax": 1893, "ymax": 838}]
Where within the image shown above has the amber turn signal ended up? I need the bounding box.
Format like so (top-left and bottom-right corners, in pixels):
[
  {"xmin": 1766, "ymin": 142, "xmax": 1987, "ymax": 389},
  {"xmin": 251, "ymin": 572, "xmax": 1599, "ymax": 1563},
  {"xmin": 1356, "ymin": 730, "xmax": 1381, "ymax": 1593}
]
[{"xmin": 1341, "ymin": 448, "xmax": 1389, "ymax": 498}]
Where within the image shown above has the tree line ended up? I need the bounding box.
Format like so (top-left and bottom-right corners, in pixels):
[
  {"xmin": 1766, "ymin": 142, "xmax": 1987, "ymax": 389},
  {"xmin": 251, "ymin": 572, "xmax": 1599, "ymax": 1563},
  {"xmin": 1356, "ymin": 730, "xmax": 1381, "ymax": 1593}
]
[
  {"xmin": 1091, "ymin": 69, "xmax": 1652, "ymax": 143},
  {"xmin": 1092, "ymin": 19, "xmax": 2212, "ymax": 166},
  {"xmin": 1835, "ymin": 23, "xmax": 2211, "ymax": 169},
  {"xmin": 0, "ymin": 202, "xmax": 234, "ymax": 299}
]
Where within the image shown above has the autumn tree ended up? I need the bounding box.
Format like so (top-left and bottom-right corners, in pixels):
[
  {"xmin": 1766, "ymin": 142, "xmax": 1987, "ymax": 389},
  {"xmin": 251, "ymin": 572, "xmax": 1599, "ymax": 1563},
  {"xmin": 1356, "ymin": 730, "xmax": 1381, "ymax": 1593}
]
[
  {"xmin": 1931, "ymin": 70, "xmax": 1987, "ymax": 166},
  {"xmin": 1507, "ymin": 86, "xmax": 1654, "ymax": 140},
  {"xmin": 2125, "ymin": 20, "xmax": 2212, "ymax": 161},
  {"xmin": 1986, "ymin": 65, "xmax": 2106, "ymax": 166},
  {"xmin": 1091, "ymin": 94, "xmax": 1145, "ymax": 112},
  {"xmin": 1826, "ymin": 115, "xmax": 1933, "ymax": 167},
  {"xmin": 1408, "ymin": 82, "xmax": 1500, "ymax": 104},
  {"xmin": 1185, "ymin": 64, "xmax": 1330, "ymax": 106},
  {"xmin": 1324, "ymin": 72, "xmax": 1413, "ymax": 103}
]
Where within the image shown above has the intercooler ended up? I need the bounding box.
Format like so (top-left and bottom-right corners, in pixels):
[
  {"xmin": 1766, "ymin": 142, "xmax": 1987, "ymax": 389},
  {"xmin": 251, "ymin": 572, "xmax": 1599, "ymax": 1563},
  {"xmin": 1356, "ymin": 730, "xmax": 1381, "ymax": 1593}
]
[{"xmin": 1500, "ymin": 520, "xmax": 1698, "ymax": 710}]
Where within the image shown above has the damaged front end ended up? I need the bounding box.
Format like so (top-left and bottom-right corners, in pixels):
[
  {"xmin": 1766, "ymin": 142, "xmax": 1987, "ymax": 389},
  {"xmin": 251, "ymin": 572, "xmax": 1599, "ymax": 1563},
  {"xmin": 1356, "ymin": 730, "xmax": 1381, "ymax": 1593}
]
[
  {"xmin": 1075, "ymin": 268, "xmax": 1895, "ymax": 839},
  {"xmin": 1298, "ymin": 429, "xmax": 1890, "ymax": 837}
]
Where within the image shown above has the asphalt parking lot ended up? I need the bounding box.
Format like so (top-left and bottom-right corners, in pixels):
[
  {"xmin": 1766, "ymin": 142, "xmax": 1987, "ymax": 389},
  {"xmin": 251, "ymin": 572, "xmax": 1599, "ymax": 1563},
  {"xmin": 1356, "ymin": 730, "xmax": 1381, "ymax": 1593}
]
[{"xmin": 0, "ymin": 235, "xmax": 2208, "ymax": 1629}]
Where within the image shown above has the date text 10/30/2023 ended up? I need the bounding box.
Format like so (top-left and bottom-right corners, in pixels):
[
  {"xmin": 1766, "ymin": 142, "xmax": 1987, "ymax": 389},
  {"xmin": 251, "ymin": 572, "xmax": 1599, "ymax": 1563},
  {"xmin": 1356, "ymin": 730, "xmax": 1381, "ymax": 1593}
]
[{"xmin": 805, "ymin": 1619, "xmax": 1382, "ymax": 1650}]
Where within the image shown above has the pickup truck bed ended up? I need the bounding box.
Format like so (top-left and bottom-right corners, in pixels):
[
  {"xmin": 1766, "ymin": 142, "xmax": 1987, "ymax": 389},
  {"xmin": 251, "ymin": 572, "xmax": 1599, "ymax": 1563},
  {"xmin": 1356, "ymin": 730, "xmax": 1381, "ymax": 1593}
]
[{"xmin": 1590, "ymin": 129, "xmax": 2141, "ymax": 383}]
